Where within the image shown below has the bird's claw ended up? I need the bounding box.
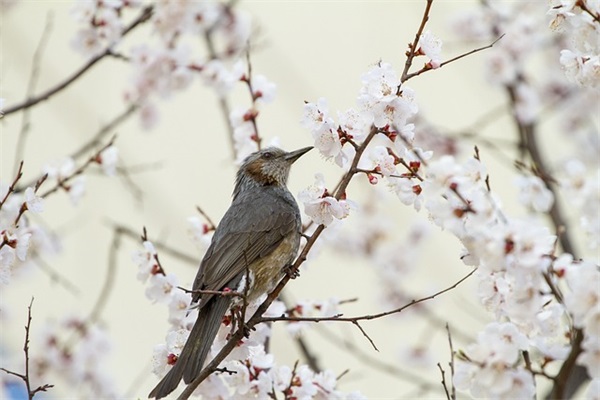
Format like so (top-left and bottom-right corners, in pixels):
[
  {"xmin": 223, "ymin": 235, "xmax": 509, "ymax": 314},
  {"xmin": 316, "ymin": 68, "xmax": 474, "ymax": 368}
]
[{"xmin": 285, "ymin": 263, "xmax": 300, "ymax": 279}]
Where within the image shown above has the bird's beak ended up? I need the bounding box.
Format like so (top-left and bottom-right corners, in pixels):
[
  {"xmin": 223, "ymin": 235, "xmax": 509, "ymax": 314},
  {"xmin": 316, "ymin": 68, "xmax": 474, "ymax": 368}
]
[{"xmin": 284, "ymin": 146, "xmax": 313, "ymax": 163}]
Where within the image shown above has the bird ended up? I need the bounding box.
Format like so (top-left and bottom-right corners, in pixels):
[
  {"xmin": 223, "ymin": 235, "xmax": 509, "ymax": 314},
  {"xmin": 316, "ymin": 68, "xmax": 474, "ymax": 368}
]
[{"xmin": 149, "ymin": 146, "xmax": 312, "ymax": 399}]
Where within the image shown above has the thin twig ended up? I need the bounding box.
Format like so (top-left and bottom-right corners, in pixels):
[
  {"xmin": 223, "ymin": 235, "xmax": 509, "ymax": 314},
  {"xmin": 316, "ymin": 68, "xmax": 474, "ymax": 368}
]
[
  {"xmin": 71, "ymin": 103, "xmax": 138, "ymax": 160},
  {"xmin": 0, "ymin": 298, "xmax": 55, "ymax": 399},
  {"xmin": 403, "ymin": 34, "xmax": 505, "ymax": 82},
  {"xmin": 108, "ymin": 222, "xmax": 197, "ymax": 265},
  {"xmin": 38, "ymin": 136, "xmax": 116, "ymax": 199},
  {"xmin": 32, "ymin": 254, "xmax": 81, "ymax": 296},
  {"xmin": 445, "ymin": 323, "xmax": 456, "ymax": 400},
  {"xmin": 241, "ymin": 46, "xmax": 262, "ymax": 149},
  {"xmin": 351, "ymin": 320, "xmax": 378, "ymax": 351},
  {"xmin": 0, "ymin": 161, "xmax": 24, "ymax": 211},
  {"xmin": 437, "ymin": 363, "xmax": 451, "ymax": 400},
  {"xmin": 400, "ymin": 0, "xmax": 434, "ymax": 83},
  {"xmin": 195, "ymin": 205, "xmax": 217, "ymax": 231},
  {"xmin": 259, "ymin": 268, "xmax": 476, "ymax": 325}
]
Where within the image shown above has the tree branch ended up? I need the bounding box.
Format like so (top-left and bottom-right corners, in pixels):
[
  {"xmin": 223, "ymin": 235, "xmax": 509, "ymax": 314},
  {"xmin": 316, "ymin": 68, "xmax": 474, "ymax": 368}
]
[{"xmin": 2, "ymin": 6, "xmax": 153, "ymax": 117}]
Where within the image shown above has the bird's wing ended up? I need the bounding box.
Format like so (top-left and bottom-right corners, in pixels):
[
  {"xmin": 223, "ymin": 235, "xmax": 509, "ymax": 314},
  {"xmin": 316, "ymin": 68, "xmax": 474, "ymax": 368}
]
[{"xmin": 192, "ymin": 190, "xmax": 298, "ymax": 306}]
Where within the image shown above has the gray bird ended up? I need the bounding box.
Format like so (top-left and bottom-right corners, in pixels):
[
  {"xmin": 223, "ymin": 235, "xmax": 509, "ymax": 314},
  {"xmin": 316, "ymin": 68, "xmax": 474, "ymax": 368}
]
[{"xmin": 149, "ymin": 146, "xmax": 312, "ymax": 399}]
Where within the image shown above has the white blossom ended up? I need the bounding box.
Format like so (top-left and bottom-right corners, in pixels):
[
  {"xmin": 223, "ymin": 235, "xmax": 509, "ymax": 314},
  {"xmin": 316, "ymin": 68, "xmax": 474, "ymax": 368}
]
[
  {"xmin": 418, "ymin": 30, "xmax": 443, "ymax": 68},
  {"xmin": 298, "ymin": 174, "xmax": 352, "ymax": 226},
  {"xmin": 145, "ymin": 272, "xmax": 179, "ymax": 303},
  {"xmin": 98, "ymin": 146, "xmax": 119, "ymax": 176},
  {"xmin": 515, "ymin": 175, "xmax": 554, "ymax": 212},
  {"xmin": 24, "ymin": 187, "xmax": 43, "ymax": 213}
]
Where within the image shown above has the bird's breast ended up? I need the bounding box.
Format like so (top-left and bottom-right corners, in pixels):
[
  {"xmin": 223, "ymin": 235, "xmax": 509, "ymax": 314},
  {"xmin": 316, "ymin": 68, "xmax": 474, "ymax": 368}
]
[{"xmin": 244, "ymin": 232, "xmax": 299, "ymax": 302}]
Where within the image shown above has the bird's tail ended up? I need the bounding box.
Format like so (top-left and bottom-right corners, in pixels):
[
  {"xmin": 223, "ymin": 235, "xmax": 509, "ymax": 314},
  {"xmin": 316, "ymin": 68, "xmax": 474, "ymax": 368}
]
[{"xmin": 148, "ymin": 296, "xmax": 232, "ymax": 399}]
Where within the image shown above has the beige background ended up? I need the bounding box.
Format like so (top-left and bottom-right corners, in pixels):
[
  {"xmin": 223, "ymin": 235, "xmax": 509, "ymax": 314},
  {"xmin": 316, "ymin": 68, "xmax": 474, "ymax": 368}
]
[{"xmin": 1, "ymin": 1, "xmax": 582, "ymax": 399}]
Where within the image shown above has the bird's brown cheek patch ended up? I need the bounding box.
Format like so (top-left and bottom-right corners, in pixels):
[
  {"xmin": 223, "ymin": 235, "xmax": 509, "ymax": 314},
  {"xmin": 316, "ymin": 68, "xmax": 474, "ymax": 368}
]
[{"xmin": 246, "ymin": 161, "xmax": 277, "ymax": 186}]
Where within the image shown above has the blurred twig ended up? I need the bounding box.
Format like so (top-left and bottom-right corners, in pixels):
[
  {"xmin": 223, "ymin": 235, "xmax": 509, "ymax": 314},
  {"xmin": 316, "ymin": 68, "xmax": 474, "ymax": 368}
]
[
  {"xmin": 13, "ymin": 12, "xmax": 54, "ymax": 175},
  {"xmin": 2, "ymin": 6, "xmax": 153, "ymax": 117}
]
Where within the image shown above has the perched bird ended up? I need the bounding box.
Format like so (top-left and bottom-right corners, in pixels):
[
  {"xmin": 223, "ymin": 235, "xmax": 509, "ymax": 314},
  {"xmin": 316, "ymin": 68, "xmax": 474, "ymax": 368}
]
[{"xmin": 149, "ymin": 146, "xmax": 312, "ymax": 399}]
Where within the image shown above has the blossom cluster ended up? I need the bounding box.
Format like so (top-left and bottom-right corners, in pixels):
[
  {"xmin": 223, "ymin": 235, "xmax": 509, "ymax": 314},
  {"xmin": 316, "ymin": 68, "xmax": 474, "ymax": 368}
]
[
  {"xmin": 30, "ymin": 314, "xmax": 118, "ymax": 398},
  {"xmin": 548, "ymin": 0, "xmax": 600, "ymax": 87},
  {"xmin": 70, "ymin": 0, "xmax": 277, "ymax": 160},
  {"xmin": 0, "ymin": 185, "xmax": 44, "ymax": 284}
]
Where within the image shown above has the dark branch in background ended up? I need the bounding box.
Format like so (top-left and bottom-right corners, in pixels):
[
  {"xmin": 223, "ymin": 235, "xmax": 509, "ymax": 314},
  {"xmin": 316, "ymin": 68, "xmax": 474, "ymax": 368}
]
[
  {"xmin": 14, "ymin": 105, "xmax": 138, "ymax": 192},
  {"xmin": 445, "ymin": 323, "xmax": 456, "ymax": 400},
  {"xmin": 87, "ymin": 227, "xmax": 121, "ymax": 324},
  {"xmin": 109, "ymin": 222, "xmax": 198, "ymax": 265},
  {"xmin": 1, "ymin": 5, "xmax": 153, "ymax": 117},
  {"xmin": 476, "ymin": 0, "xmax": 589, "ymax": 394},
  {"xmin": 71, "ymin": 104, "xmax": 138, "ymax": 159},
  {"xmin": 13, "ymin": 12, "xmax": 54, "ymax": 176},
  {"xmin": 0, "ymin": 299, "xmax": 54, "ymax": 399},
  {"xmin": 31, "ymin": 253, "xmax": 81, "ymax": 296},
  {"xmin": 279, "ymin": 292, "xmax": 322, "ymax": 373},
  {"xmin": 503, "ymin": 82, "xmax": 585, "ymax": 400},
  {"xmin": 37, "ymin": 136, "xmax": 116, "ymax": 199}
]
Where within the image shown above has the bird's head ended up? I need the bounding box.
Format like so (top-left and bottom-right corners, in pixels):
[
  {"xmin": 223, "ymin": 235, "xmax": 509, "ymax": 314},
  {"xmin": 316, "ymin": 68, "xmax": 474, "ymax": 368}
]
[{"xmin": 235, "ymin": 146, "xmax": 312, "ymax": 194}]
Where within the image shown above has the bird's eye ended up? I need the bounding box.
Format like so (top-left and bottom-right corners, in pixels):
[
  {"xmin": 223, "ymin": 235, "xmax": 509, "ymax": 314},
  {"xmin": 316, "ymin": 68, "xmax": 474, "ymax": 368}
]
[{"xmin": 262, "ymin": 152, "xmax": 273, "ymax": 159}]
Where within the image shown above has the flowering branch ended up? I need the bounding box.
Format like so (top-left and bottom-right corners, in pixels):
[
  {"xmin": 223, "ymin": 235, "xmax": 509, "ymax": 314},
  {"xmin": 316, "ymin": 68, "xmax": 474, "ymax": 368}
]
[
  {"xmin": 38, "ymin": 136, "xmax": 116, "ymax": 199},
  {"xmin": 0, "ymin": 161, "xmax": 24, "ymax": 211},
  {"xmin": 403, "ymin": 34, "xmax": 505, "ymax": 82},
  {"xmin": 400, "ymin": 0, "xmax": 434, "ymax": 83},
  {"xmin": 240, "ymin": 48, "xmax": 263, "ymax": 149}
]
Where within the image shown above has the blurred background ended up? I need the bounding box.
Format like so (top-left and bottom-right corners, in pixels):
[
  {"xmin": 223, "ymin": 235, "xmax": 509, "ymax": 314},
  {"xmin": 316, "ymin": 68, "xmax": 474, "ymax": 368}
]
[{"xmin": 1, "ymin": 1, "xmax": 595, "ymax": 399}]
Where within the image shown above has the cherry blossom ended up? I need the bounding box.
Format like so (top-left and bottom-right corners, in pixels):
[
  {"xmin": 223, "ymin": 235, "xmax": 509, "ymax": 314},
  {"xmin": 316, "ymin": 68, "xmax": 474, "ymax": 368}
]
[
  {"xmin": 23, "ymin": 187, "xmax": 43, "ymax": 213},
  {"xmin": 131, "ymin": 240, "xmax": 158, "ymax": 282},
  {"xmin": 417, "ymin": 30, "xmax": 443, "ymax": 68},
  {"xmin": 298, "ymin": 174, "xmax": 353, "ymax": 226},
  {"xmin": 145, "ymin": 272, "xmax": 179, "ymax": 303},
  {"xmin": 98, "ymin": 145, "xmax": 119, "ymax": 176}
]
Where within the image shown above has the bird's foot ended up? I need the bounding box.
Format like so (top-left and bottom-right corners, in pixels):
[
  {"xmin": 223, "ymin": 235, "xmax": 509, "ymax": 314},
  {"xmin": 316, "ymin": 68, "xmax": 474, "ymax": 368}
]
[
  {"xmin": 284, "ymin": 263, "xmax": 300, "ymax": 279},
  {"xmin": 230, "ymin": 305, "xmax": 254, "ymax": 338}
]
